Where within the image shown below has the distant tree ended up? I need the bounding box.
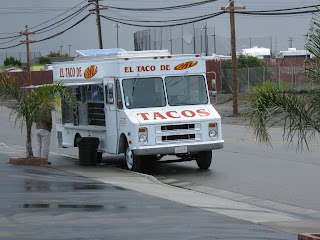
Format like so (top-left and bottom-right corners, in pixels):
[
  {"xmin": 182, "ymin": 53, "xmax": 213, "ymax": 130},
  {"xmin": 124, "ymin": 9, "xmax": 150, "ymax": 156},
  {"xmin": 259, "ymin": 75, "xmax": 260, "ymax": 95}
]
[
  {"xmin": 4, "ymin": 57, "xmax": 22, "ymax": 67},
  {"xmin": 47, "ymin": 51, "xmax": 69, "ymax": 58},
  {"xmin": 38, "ymin": 56, "xmax": 52, "ymax": 65},
  {"xmin": 222, "ymin": 55, "xmax": 273, "ymax": 90}
]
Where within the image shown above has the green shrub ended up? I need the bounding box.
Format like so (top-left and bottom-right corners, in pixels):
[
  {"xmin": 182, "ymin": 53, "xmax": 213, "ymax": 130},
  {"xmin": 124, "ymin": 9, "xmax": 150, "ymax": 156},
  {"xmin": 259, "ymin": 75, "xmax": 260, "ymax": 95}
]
[
  {"xmin": 39, "ymin": 56, "xmax": 52, "ymax": 65},
  {"xmin": 4, "ymin": 57, "xmax": 22, "ymax": 67}
]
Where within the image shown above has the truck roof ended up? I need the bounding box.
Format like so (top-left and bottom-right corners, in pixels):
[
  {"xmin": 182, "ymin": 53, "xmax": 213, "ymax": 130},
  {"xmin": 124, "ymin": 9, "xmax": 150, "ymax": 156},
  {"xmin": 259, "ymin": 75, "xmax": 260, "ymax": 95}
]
[{"xmin": 75, "ymin": 49, "xmax": 171, "ymax": 60}]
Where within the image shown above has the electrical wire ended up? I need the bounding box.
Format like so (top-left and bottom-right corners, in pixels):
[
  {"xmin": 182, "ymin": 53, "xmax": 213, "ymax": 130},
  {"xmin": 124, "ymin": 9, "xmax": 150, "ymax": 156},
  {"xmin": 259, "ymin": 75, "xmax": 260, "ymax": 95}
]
[
  {"xmin": 0, "ymin": 3, "xmax": 89, "ymax": 43},
  {"xmin": 0, "ymin": 42, "xmax": 22, "ymax": 50},
  {"xmin": 33, "ymin": 4, "xmax": 90, "ymax": 34},
  {"xmin": 238, "ymin": 4, "xmax": 320, "ymax": 13},
  {"xmin": 1, "ymin": 2, "xmax": 320, "ymax": 50},
  {"xmin": 99, "ymin": 0, "xmax": 219, "ymax": 12},
  {"xmin": 235, "ymin": 9, "xmax": 320, "ymax": 16},
  {"xmin": 0, "ymin": 36, "xmax": 22, "ymax": 45},
  {"xmin": 102, "ymin": 11, "xmax": 223, "ymax": 23},
  {"xmin": 99, "ymin": 11, "xmax": 225, "ymax": 28},
  {"xmin": 30, "ymin": 1, "xmax": 89, "ymax": 30},
  {"xmin": 0, "ymin": 0, "xmax": 89, "ymax": 35},
  {"xmin": 34, "ymin": 14, "xmax": 91, "ymax": 43}
]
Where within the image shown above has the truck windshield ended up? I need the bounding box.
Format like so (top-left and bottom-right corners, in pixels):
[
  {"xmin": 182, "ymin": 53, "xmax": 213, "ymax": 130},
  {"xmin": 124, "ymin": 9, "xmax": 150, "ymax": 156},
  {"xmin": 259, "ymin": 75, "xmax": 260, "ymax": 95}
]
[
  {"xmin": 165, "ymin": 75, "xmax": 208, "ymax": 106},
  {"xmin": 122, "ymin": 77, "xmax": 166, "ymax": 109}
]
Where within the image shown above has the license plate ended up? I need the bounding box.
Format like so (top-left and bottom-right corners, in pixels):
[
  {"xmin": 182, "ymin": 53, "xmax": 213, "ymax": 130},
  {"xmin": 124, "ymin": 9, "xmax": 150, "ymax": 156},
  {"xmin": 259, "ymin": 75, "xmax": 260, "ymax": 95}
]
[{"xmin": 175, "ymin": 146, "xmax": 187, "ymax": 154}]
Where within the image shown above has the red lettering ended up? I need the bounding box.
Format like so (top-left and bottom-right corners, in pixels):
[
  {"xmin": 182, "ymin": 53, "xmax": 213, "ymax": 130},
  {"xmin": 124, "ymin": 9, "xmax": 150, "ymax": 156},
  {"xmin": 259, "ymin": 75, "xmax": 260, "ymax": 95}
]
[
  {"xmin": 160, "ymin": 65, "xmax": 170, "ymax": 71},
  {"xmin": 76, "ymin": 67, "xmax": 82, "ymax": 77},
  {"xmin": 196, "ymin": 109, "xmax": 210, "ymax": 117},
  {"xmin": 60, "ymin": 68, "xmax": 64, "ymax": 77},
  {"xmin": 153, "ymin": 112, "xmax": 166, "ymax": 120},
  {"xmin": 137, "ymin": 113, "xmax": 150, "ymax": 120},
  {"xmin": 166, "ymin": 111, "xmax": 180, "ymax": 118},
  {"xmin": 150, "ymin": 65, "xmax": 156, "ymax": 71},
  {"xmin": 181, "ymin": 110, "xmax": 196, "ymax": 118}
]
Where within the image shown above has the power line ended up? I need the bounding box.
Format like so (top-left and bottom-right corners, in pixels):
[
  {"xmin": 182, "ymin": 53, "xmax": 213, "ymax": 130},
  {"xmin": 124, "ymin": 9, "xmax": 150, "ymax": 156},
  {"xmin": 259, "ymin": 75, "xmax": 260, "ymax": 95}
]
[
  {"xmin": 1, "ymin": 2, "xmax": 320, "ymax": 50},
  {"xmin": 0, "ymin": 3, "xmax": 90, "ymax": 44},
  {"xmin": 100, "ymin": 0, "xmax": 219, "ymax": 12},
  {"xmin": 33, "ymin": 5, "xmax": 90, "ymax": 34},
  {"xmin": 34, "ymin": 14, "xmax": 91, "ymax": 43},
  {"xmin": 0, "ymin": 0, "xmax": 89, "ymax": 35},
  {"xmin": 99, "ymin": 11, "xmax": 225, "ymax": 27}
]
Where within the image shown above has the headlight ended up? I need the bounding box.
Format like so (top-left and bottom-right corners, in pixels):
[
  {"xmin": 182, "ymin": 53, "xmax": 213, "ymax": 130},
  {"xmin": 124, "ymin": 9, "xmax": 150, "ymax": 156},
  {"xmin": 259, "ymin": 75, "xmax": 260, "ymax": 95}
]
[
  {"xmin": 209, "ymin": 129, "xmax": 217, "ymax": 138},
  {"xmin": 208, "ymin": 123, "xmax": 218, "ymax": 138},
  {"xmin": 139, "ymin": 134, "xmax": 147, "ymax": 143},
  {"xmin": 138, "ymin": 127, "xmax": 148, "ymax": 144}
]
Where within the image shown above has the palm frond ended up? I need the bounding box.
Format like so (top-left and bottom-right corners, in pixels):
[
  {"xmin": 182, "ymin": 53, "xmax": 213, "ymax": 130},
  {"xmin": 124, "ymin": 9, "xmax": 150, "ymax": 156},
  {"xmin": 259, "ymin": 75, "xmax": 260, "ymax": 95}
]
[{"xmin": 242, "ymin": 82, "xmax": 320, "ymax": 151}]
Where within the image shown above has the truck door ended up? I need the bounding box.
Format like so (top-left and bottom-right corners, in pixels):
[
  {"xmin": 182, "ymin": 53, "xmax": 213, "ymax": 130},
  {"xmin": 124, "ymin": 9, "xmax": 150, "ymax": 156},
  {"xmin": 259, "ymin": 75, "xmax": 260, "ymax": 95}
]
[{"xmin": 104, "ymin": 77, "xmax": 118, "ymax": 154}]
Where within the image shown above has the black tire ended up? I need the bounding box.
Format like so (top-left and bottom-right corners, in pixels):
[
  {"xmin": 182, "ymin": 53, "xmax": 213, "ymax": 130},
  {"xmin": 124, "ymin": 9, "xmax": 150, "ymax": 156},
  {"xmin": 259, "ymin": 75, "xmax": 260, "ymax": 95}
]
[
  {"xmin": 125, "ymin": 143, "xmax": 143, "ymax": 172},
  {"xmin": 142, "ymin": 155, "xmax": 156, "ymax": 171},
  {"xmin": 97, "ymin": 152, "xmax": 103, "ymax": 164},
  {"xmin": 196, "ymin": 151, "xmax": 212, "ymax": 169}
]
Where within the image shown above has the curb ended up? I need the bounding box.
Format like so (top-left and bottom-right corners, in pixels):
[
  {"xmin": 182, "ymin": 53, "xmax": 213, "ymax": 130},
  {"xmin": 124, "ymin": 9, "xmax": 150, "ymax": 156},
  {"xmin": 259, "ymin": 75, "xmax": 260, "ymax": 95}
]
[
  {"xmin": 9, "ymin": 157, "xmax": 48, "ymax": 167},
  {"xmin": 298, "ymin": 233, "xmax": 320, "ymax": 240}
]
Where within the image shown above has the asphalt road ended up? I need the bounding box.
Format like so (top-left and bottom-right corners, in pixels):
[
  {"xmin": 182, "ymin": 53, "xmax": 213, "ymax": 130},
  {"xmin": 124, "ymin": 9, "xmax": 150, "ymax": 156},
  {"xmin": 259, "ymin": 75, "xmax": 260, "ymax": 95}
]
[
  {"xmin": 150, "ymin": 124, "xmax": 320, "ymax": 218},
  {"xmin": 1, "ymin": 105, "xmax": 320, "ymax": 228}
]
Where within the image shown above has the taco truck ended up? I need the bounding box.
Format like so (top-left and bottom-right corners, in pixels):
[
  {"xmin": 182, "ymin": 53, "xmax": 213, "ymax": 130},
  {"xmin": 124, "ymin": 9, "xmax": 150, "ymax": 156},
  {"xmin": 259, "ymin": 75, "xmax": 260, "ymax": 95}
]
[{"xmin": 52, "ymin": 49, "xmax": 224, "ymax": 172}]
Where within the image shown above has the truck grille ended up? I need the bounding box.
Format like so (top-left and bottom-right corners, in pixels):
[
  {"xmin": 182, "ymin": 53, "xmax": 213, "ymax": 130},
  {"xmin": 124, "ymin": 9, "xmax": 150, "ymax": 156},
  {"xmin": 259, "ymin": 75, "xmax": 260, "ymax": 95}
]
[
  {"xmin": 161, "ymin": 124, "xmax": 195, "ymax": 131},
  {"xmin": 156, "ymin": 123, "xmax": 200, "ymax": 143},
  {"xmin": 162, "ymin": 134, "xmax": 195, "ymax": 142}
]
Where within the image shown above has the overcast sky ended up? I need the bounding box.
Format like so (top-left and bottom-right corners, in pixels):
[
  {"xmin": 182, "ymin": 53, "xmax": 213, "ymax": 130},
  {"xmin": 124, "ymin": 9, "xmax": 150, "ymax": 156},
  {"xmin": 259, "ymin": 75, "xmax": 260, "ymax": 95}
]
[{"xmin": 1, "ymin": 0, "xmax": 319, "ymax": 57}]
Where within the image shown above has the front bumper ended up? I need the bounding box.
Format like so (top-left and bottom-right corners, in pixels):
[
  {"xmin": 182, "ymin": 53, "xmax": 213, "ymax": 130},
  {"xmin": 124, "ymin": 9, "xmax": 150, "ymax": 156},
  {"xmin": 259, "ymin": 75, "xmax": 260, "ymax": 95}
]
[{"xmin": 132, "ymin": 140, "xmax": 224, "ymax": 155}]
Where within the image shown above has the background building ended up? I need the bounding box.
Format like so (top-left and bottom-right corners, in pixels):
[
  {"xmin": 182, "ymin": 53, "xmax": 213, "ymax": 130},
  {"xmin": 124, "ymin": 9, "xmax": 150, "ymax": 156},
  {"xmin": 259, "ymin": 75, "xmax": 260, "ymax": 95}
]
[{"xmin": 134, "ymin": 23, "xmax": 273, "ymax": 56}]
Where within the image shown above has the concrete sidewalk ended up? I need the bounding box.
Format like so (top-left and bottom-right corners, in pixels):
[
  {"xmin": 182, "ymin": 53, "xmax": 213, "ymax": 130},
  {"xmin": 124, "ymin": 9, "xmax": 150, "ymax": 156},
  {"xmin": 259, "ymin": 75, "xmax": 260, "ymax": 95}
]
[{"xmin": 0, "ymin": 152, "xmax": 297, "ymax": 240}]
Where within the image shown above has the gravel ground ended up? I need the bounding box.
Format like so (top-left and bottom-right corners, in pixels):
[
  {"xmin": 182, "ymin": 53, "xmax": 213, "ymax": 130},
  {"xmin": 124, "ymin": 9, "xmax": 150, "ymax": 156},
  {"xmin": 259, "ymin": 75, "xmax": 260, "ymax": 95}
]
[{"xmin": 211, "ymin": 93, "xmax": 246, "ymax": 125}]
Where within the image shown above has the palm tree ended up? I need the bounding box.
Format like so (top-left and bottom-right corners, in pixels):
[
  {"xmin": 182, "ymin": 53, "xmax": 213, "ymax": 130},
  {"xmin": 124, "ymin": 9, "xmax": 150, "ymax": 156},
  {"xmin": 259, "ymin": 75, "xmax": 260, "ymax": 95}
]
[
  {"xmin": 0, "ymin": 74, "xmax": 74, "ymax": 158},
  {"xmin": 242, "ymin": 12, "xmax": 320, "ymax": 150}
]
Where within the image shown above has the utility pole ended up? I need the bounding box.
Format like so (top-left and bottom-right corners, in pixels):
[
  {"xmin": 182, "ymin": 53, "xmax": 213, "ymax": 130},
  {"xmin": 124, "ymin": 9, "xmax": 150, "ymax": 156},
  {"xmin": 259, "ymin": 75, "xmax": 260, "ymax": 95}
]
[
  {"xmin": 201, "ymin": 24, "xmax": 208, "ymax": 56},
  {"xmin": 89, "ymin": 0, "xmax": 106, "ymax": 49},
  {"xmin": 68, "ymin": 44, "xmax": 71, "ymax": 56},
  {"xmin": 20, "ymin": 25, "xmax": 35, "ymax": 86},
  {"xmin": 288, "ymin": 37, "xmax": 295, "ymax": 48},
  {"xmin": 113, "ymin": 23, "xmax": 121, "ymax": 48},
  {"xmin": 193, "ymin": 23, "xmax": 196, "ymax": 54},
  {"xmin": 212, "ymin": 27, "xmax": 217, "ymax": 54},
  {"xmin": 222, "ymin": 1, "xmax": 245, "ymax": 115},
  {"xmin": 182, "ymin": 26, "xmax": 184, "ymax": 54},
  {"xmin": 169, "ymin": 27, "xmax": 173, "ymax": 54}
]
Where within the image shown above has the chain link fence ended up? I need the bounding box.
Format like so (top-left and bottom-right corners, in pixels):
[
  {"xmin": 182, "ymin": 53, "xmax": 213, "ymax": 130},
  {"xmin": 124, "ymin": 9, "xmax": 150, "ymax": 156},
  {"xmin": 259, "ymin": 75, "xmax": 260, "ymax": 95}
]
[
  {"xmin": 0, "ymin": 52, "xmax": 42, "ymax": 65},
  {"xmin": 222, "ymin": 64, "xmax": 308, "ymax": 93}
]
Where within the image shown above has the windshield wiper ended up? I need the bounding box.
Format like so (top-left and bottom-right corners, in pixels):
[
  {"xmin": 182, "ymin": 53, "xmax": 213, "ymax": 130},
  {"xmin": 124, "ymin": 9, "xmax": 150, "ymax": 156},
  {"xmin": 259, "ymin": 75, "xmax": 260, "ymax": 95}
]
[{"xmin": 132, "ymin": 75, "xmax": 139, "ymax": 95}]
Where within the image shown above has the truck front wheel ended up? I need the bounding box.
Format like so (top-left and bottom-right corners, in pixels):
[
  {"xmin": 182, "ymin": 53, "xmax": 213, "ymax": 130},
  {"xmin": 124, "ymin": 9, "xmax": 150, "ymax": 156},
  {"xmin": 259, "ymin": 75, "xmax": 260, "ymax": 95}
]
[
  {"xmin": 125, "ymin": 144, "xmax": 143, "ymax": 172},
  {"xmin": 195, "ymin": 151, "xmax": 212, "ymax": 169}
]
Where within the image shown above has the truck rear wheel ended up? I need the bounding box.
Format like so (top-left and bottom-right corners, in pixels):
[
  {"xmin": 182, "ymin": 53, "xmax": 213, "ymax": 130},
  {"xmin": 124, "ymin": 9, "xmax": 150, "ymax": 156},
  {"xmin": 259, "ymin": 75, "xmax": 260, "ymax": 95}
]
[
  {"xmin": 125, "ymin": 144, "xmax": 143, "ymax": 172},
  {"xmin": 195, "ymin": 151, "xmax": 212, "ymax": 169}
]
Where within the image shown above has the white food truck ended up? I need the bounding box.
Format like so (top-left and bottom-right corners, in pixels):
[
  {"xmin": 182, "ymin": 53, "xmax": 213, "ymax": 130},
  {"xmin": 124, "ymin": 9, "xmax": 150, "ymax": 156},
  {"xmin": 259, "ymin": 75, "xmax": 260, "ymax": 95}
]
[{"xmin": 53, "ymin": 49, "xmax": 224, "ymax": 172}]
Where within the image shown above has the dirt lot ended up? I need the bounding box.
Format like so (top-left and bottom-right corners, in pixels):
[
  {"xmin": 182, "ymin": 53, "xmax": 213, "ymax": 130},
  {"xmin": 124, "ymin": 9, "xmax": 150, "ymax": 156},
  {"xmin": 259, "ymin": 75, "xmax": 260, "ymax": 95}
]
[{"xmin": 211, "ymin": 93, "xmax": 245, "ymax": 125}]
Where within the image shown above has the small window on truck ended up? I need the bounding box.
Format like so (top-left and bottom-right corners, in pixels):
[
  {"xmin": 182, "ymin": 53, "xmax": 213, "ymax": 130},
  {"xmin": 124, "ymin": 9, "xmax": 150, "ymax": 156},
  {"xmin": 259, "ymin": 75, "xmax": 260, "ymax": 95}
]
[
  {"xmin": 116, "ymin": 80, "xmax": 123, "ymax": 109},
  {"xmin": 105, "ymin": 83, "xmax": 114, "ymax": 104}
]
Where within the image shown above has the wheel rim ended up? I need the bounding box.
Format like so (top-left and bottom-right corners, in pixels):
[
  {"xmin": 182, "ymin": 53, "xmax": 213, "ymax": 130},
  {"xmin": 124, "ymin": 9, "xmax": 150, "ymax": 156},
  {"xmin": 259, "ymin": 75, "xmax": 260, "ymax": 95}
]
[{"xmin": 125, "ymin": 147, "xmax": 133, "ymax": 169}]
